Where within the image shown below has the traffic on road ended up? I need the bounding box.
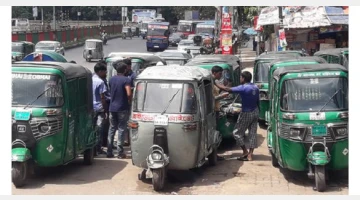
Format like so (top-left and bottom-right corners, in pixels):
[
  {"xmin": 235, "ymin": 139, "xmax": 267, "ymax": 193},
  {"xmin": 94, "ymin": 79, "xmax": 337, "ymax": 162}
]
[{"xmin": 11, "ymin": 6, "xmax": 349, "ymax": 195}]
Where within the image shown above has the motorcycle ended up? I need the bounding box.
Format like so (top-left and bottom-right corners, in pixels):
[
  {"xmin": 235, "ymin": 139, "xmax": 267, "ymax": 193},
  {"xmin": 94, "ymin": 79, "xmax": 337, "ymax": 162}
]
[{"xmin": 101, "ymin": 34, "xmax": 108, "ymax": 45}]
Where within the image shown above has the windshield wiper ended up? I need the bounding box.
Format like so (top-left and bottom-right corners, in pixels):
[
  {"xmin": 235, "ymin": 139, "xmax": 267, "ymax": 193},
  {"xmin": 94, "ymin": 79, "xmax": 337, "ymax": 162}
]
[
  {"xmin": 317, "ymin": 88, "xmax": 342, "ymax": 115},
  {"xmin": 24, "ymin": 86, "xmax": 55, "ymax": 109},
  {"xmin": 161, "ymin": 89, "xmax": 181, "ymax": 115}
]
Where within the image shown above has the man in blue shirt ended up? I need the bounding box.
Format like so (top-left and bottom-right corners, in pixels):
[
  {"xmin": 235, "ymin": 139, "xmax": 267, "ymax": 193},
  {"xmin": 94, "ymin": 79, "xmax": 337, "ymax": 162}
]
[
  {"xmin": 216, "ymin": 71, "xmax": 259, "ymax": 161},
  {"xmin": 92, "ymin": 61, "xmax": 108, "ymax": 155},
  {"xmin": 107, "ymin": 61, "xmax": 132, "ymax": 159},
  {"xmin": 123, "ymin": 58, "xmax": 136, "ymax": 88}
]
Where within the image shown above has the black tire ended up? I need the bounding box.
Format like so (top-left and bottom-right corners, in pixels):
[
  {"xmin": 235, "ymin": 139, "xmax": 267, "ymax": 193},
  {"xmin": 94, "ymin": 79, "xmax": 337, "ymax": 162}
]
[
  {"xmin": 138, "ymin": 169, "xmax": 146, "ymax": 180},
  {"xmin": 152, "ymin": 168, "xmax": 165, "ymax": 191},
  {"xmin": 12, "ymin": 162, "xmax": 28, "ymax": 188},
  {"xmin": 208, "ymin": 147, "xmax": 218, "ymax": 166},
  {"xmin": 315, "ymin": 165, "xmax": 326, "ymax": 192},
  {"xmin": 84, "ymin": 147, "xmax": 95, "ymax": 165},
  {"xmin": 271, "ymin": 151, "xmax": 279, "ymax": 167}
]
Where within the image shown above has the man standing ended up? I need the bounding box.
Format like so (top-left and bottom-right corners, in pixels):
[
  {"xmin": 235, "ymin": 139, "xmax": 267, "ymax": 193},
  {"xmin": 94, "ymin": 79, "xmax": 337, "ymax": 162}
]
[
  {"xmin": 215, "ymin": 71, "xmax": 259, "ymax": 161},
  {"xmin": 92, "ymin": 61, "xmax": 109, "ymax": 155},
  {"xmin": 211, "ymin": 66, "xmax": 229, "ymax": 161},
  {"xmin": 107, "ymin": 61, "xmax": 132, "ymax": 159},
  {"xmin": 123, "ymin": 58, "xmax": 136, "ymax": 88}
]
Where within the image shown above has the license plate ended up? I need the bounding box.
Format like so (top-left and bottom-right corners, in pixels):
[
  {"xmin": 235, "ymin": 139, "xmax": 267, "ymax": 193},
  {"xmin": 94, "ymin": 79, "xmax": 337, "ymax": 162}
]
[
  {"xmin": 154, "ymin": 115, "xmax": 169, "ymax": 126},
  {"xmin": 14, "ymin": 110, "xmax": 31, "ymax": 121},
  {"xmin": 312, "ymin": 125, "xmax": 327, "ymax": 136},
  {"xmin": 309, "ymin": 112, "xmax": 325, "ymax": 120},
  {"xmin": 154, "ymin": 46, "xmax": 159, "ymax": 48}
]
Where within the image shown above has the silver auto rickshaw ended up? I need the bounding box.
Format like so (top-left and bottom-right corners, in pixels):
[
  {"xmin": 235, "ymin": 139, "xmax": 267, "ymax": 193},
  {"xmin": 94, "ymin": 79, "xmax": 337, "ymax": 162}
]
[
  {"xmin": 129, "ymin": 65, "xmax": 221, "ymax": 191},
  {"xmin": 122, "ymin": 27, "xmax": 132, "ymax": 39},
  {"xmin": 83, "ymin": 39, "xmax": 104, "ymax": 62}
]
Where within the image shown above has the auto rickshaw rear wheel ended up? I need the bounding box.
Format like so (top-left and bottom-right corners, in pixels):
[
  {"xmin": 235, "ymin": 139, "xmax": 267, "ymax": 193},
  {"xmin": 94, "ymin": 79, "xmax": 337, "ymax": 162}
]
[
  {"xmin": 12, "ymin": 161, "xmax": 28, "ymax": 188},
  {"xmin": 83, "ymin": 147, "xmax": 95, "ymax": 165},
  {"xmin": 208, "ymin": 147, "xmax": 218, "ymax": 166},
  {"xmin": 315, "ymin": 165, "xmax": 326, "ymax": 192},
  {"xmin": 271, "ymin": 152, "xmax": 279, "ymax": 167},
  {"xmin": 152, "ymin": 168, "xmax": 166, "ymax": 191}
]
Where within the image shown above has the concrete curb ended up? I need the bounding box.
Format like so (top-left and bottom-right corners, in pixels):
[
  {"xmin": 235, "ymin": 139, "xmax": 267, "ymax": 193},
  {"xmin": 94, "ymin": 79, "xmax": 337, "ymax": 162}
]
[{"xmin": 64, "ymin": 34, "xmax": 122, "ymax": 50}]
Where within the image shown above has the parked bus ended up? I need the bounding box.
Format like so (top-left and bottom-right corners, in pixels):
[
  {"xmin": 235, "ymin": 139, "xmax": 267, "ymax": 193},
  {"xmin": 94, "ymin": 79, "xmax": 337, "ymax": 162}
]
[
  {"xmin": 146, "ymin": 22, "xmax": 170, "ymax": 51},
  {"xmin": 177, "ymin": 20, "xmax": 203, "ymax": 37}
]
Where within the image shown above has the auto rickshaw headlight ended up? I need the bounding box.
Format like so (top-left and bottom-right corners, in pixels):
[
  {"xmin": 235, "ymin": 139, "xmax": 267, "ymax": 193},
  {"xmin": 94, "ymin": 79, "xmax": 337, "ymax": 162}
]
[
  {"xmin": 38, "ymin": 123, "xmax": 51, "ymax": 133},
  {"xmin": 289, "ymin": 128, "xmax": 304, "ymax": 140},
  {"xmin": 335, "ymin": 127, "xmax": 348, "ymax": 136},
  {"xmin": 151, "ymin": 152, "xmax": 162, "ymax": 160}
]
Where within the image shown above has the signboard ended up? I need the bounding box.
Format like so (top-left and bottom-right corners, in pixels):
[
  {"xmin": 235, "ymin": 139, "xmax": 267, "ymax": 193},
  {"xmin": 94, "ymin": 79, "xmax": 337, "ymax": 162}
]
[
  {"xmin": 319, "ymin": 25, "xmax": 344, "ymax": 33},
  {"xmin": 279, "ymin": 29, "xmax": 287, "ymax": 47},
  {"xmin": 221, "ymin": 29, "xmax": 232, "ymax": 54},
  {"xmin": 320, "ymin": 43, "xmax": 336, "ymax": 50},
  {"xmin": 33, "ymin": 6, "xmax": 38, "ymax": 18},
  {"xmin": 221, "ymin": 14, "xmax": 231, "ymax": 30},
  {"xmin": 283, "ymin": 6, "xmax": 331, "ymax": 28},
  {"xmin": 132, "ymin": 9, "xmax": 156, "ymax": 23},
  {"xmin": 148, "ymin": 25, "xmax": 168, "ymax": 29},
  {"xmin": 258, "ymin": 6, "xmax": 280, "ymax": 26}
]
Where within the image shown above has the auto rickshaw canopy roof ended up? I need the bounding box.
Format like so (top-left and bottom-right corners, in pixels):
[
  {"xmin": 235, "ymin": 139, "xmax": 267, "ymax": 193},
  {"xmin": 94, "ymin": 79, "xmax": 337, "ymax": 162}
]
[
  {"xmin": 12, "ymin": 41, "xmax": 35, "ymax": 46},
  {"xmin": 22, "ymin": 51, "xmax": 68, "ymax": 62},
  {"xmin": 272, "ymin": 63, "xmax": 348, "ymax": 80},
  {"xmin": 12, "ymin": 61, "xmax": 92, "ymax": 80},
  {"xmin": 106, "ymin": 52, "xmax": 166, "ymax": 65},
  {"xmin": 256, "ymin": 53, "xmax": 300, "ymax": 61},
  {"xmin": 85, "ymin": 39, "xmax": 103, "ymax": 43},
  {"xmin": 137, "ymin": 65, "xmax": 212, "ymax": 81},
  {"xmin": 314, "ymin": 48, "xmax": 349, "ymax": 57},
  {"xmin": 269, "ymin": 56, "xmax": 327, "ymax": 67},
  {"xmin": 187, "ymin": 54, "xmax": 240, "ymax": 68},
  {"xmin": 260, "ymin": 50, "xmax": 306, "ymax": 56}
]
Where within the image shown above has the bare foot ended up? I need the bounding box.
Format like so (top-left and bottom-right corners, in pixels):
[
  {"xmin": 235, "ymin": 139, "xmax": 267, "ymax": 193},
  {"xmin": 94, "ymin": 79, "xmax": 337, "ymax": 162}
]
[{"xmin": 247, "ymin": 154, "xmax": 253, "ymax": 161}]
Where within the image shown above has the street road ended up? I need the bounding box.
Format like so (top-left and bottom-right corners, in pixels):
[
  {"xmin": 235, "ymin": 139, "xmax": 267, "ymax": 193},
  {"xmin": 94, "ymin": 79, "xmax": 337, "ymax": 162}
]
[{"xmin": 12, "ymin": 39, "xmax": 349, "ymax": 195}]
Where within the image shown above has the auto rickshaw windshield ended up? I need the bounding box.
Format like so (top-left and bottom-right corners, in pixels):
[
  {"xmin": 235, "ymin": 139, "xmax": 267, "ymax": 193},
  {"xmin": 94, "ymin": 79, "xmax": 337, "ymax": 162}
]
[
  {"xmin": 12, "ymin": 73, "xmax": 64, "ymax": 107},
  {"xmin": 134, "ymin": 82, "xmax": 197, "ymax": 114},
  {"xmin": 12, "ymin": 43, "xmax": 24, "ymax": 52},
  {"xmin": 255, "ymin": 62, "xmax": 270, "ymax": 82},
  {"xmin": 131, "ymin": 62, "xmax": 142, "ymax": 73},
  {"xmin": 85, "ymin": 41, "xmax": 97, "ymax": 48},
  {"xmin": 280, "ymin": 77, "xmax": 348, "ymax": 112}
]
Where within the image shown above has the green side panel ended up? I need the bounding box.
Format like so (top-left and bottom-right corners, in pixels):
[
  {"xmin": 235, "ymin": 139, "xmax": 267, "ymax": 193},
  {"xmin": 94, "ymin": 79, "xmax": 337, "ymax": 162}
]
[
  {"xmin": 18, "ymin": 33, "xmax": 26, "ymax": 41},
  {"xmin": 328, "ymin": 139, "xmax": 349, "ymax": 170},
  {"xmin": 63, "ymin": 79, "xmax": 77, "ymax": 163},
  {"xmin": 278, "ymin": 138, "xmax": 308, "ymax": 171},
  {"xmin": 32, "ymin": 32, "xmax": 39, "ymax": 44},
  {"xmin": 217, "ymin": 115, "xmax": 236, "ymax": 139},
  {"xmin": 307, "ymin": 151, "xmax": 329, "ymax": 165},
  {"xmin": 56, "ymin": 31, "xmax": 62, "ymax": 43},
  {"xmin": 32, "ymin": 132, "xmax": 66, "ymax": 167},
  {"xmin": 12, "ymin": 148, "xmax": 31, "ymax": 162},
  {"xmin": 259, "ymin": 100, "xmax": 269, "ymax": 121}
]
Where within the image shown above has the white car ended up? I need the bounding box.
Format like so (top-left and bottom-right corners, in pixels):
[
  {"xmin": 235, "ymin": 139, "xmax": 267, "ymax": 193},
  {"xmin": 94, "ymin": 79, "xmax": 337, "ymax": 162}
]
[
  {"xmin": 35, "ymin": 41, "xmax": 65, "ymax": 56},
  {"xmin": 177, "ymin": 40, "xmax": 194, "ymax": 52}
]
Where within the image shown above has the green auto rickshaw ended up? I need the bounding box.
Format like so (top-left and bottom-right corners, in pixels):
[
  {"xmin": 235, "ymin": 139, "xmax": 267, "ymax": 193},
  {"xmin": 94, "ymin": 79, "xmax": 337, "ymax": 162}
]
[
  {"xmin": 267, "ymin": 63, "xmax": 348, "ymax": 192},
  {"xmin": 262, "ymin": 56, "xmax": 328, "ymax": 125},
  {"xmin": 12, "ymin": 61, "xmax": 98, "ymax": 188},
  {"xmin": 12, "ymin": 41, "xmax": 35, "ymax": 61},
  {"xmin": 131, "ymin": 26, "xmax": 140, "ymax": 37},
  {"xmin": 122, "ymin": 27, "xmax": 132, "ymax": 39},
  {"xmin": 314, "ymin": 48, "xmax": 348, "ymax": 68},
  {"xmin": 253, "ymin": 53, "xmax": 300, "ymax": 124}
]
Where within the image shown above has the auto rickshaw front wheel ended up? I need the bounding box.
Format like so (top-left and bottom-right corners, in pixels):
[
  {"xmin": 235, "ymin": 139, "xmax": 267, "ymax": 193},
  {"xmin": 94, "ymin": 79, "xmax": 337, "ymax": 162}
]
[
  {"xmin": 12, "ymin": 161, "xmax": 28, "ymax": 188},
  {"xmin": 152, "ymin": 168, "xmax": 166, "ymax": 191},
  {"xmin": 315, "ymin": 165, "xmax": 326, "ymax": 192},
  {"xmin": 83, "ymin": 147, "xmax": 95, "ymax": 165},
  {"xmin": 271, "ymin": 152, "xmax": 279, "ymax": 167}
]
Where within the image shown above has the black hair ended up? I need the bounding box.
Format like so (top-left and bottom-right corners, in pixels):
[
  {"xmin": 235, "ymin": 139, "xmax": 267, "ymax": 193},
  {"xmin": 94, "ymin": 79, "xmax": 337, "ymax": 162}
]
[
  {"xmin": 123, "ymin": 58, "xmax": 132, "ymax": 66},
  {"xmin": 211, "ymin": 65, "xmax": 223, "ymax": 74},
  {"xmin": 113, "ymin": 61, "xmax": 128, "ymax": 74},
  {"xmin": 241, "ymin": 71, "xmax": 252, "ymax": 83},
  {"xmin": 94, "ymin": 61, "xmax": 107, "ymax": 73}
]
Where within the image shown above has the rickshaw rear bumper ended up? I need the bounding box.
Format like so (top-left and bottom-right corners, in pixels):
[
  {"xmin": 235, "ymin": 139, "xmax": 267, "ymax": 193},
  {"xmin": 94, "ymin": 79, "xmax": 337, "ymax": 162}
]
[{"xmin": 146, "ymin": 42, "xmax": 168, "ymax": 49}]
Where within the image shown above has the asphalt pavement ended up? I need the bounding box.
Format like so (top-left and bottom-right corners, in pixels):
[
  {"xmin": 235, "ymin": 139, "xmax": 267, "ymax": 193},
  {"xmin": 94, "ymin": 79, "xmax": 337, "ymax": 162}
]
[{"xmin": 64, "ymin": 37, "xmax": 178, "ymax": 72}]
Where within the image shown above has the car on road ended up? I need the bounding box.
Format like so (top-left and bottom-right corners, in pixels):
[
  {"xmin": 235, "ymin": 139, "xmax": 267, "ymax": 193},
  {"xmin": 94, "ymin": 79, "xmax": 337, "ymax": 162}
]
[
  {"xmin": 169, "ymin": 32, "xmax": 185, "ymax": 46},
  {"xmin": 35, "ymin": 41, "xmax": 65, "ymax": 56},
  {"xmin": 177, "ymin": 39, "xmax": 195, "ymax": 52}
]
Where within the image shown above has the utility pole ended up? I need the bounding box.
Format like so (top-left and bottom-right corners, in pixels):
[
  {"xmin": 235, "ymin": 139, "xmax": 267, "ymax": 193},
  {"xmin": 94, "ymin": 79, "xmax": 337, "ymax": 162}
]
[
  {"xmin": 256, "ymin": 6, "xmax": 260, "ymax": 56},
  {"xmin": 53, "ymin": 6, "xmax": 56, "ymax": 31}
]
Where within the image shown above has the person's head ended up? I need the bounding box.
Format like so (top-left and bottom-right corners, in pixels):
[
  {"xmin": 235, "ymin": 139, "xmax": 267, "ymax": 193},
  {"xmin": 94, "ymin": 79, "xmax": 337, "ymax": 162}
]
[
  {"xmin": 240, "ymin": 71, "xmax": 252, "ymax": 84},
  {"xmin": 133, "ymin": 15, "xmax": 138, "ymax": 22},
  {"xmin": 113, "ymin": 61, "xmax": 128, "ymax": 74},
  {"xmin": 123, "ymin": 58, "xmax": 132, "ymax": 70},
  {"xmin": 211, "ymin": 65, "xmax": 223, "ymax": 80},
  {"xmin": 94, "ymin": 61, "xmax": 107, "ymax": 79}
]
